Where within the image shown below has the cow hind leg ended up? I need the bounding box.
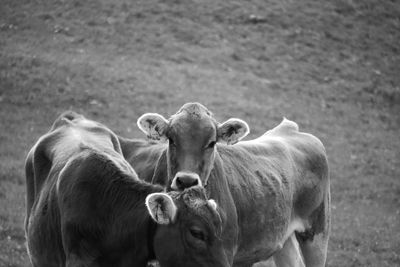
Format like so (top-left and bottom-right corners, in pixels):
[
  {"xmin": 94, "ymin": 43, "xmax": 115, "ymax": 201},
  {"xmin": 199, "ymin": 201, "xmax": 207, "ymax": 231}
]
[
  {"xmin": 272, "ymin": 234, "xmax": 305, "ymax": 267},
  {"xmin": 296, "ymin": 232, "xmax": 328, "ymax": 267},
  {"xmin": 296, "ymin": 191, "xmax": 331, "ymax": 267},
  {"xmin": 295, "ymin": 217, "xmax": 330, "ymax": 267}
]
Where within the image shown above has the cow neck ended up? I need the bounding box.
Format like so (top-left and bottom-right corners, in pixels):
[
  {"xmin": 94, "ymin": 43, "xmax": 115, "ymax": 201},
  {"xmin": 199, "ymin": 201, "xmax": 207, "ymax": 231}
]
[
  {"xmin": 207, "ymin": 151, "xmax": 227, "ymax": 197},
  {"xmin": 147, "ymin": 217, "xmax": 158, "ymax": 261},
  {"xmin": 112, "ymin": 177, "xmax": 161, "ymax": 261},
  {"xmin": 207, "ymin": 151, "xmax": 239, "ymax": 262},
  {"xmin": 120, "ymin": 178, "xmax": 163, "ymax": 213},
  {"xmin": 151, "ymin": 149, "xmax": 169, "ymax": 186}
]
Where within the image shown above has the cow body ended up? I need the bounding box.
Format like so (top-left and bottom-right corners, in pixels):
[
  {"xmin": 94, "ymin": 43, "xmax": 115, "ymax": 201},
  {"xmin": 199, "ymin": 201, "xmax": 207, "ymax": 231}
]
[
  {"xmin": 25, "ymin": 112, "xmax": 161, "ymax": 267},
  {"xmin": 214, "ymin": 122, "xmax": 330, "ymax": 266},
  {"xmin": 25, "ymin": 112, "xmax": 227, "ymax": 267},
  {"xmin": 124, "ymin": 103, "xmax": 330, "ymax": 267}
]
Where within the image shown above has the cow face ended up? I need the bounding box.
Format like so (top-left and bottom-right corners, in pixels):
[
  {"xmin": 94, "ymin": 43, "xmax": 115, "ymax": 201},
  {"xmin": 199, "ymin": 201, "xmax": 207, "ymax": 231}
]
[
  {"xmin": 146, "ymin": 187, "xmax": 229, "ymax": 267},
  {"xmin": 137, "ymin": 103, "xmax": 249, "ymax": 190}
]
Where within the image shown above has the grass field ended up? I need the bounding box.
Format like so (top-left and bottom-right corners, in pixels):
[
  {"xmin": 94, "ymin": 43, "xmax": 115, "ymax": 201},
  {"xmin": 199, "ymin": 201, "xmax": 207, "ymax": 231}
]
[{"xmin": 1, "ymin": 0, "xmax": 399, "ymax": 266}]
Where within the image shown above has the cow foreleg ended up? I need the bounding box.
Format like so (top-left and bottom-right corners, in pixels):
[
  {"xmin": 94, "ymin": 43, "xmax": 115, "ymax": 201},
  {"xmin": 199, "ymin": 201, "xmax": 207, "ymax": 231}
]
[{"xmin": 272, "ymin": 234, "xmax": 305, "ymax": 267}]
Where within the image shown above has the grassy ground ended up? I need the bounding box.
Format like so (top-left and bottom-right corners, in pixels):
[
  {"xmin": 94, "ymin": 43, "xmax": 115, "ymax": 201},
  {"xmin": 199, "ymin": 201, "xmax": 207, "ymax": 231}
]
[{"xmin": 1, "ymin": 0, "xmax": 399, "ymax": 266}]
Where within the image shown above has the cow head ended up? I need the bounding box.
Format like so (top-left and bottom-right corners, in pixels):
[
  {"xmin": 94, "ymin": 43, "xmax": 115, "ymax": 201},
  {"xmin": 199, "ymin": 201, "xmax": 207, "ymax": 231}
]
[
  {"xmin": 146, "ymin": 186, "xmax": 229, "ymax": 267},
  {"xmin": 137, "ymin": 102, "xmax": 249, "ymax": 190}
]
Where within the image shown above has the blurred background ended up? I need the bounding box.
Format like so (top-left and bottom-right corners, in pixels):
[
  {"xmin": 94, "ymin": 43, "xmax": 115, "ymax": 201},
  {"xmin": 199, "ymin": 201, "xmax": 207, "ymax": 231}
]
[{"xmin": 0, "ymin": 0, "xmax": 399, "ymax": 266}]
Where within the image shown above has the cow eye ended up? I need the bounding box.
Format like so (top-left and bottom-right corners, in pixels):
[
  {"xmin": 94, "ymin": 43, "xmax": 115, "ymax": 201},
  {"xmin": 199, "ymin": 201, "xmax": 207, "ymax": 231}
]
[
  {"xmin": 189, "ymin": 227, "xmax": 206, "ymax": 242},
  {"xmin": 206, "ymin": 141, "xmax": 216, "ymax": 149}
]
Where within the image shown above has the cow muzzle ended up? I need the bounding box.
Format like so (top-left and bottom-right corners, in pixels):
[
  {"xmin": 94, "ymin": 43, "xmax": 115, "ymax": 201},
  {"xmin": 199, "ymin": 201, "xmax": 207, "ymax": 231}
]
[{"xmin": 171, "ymin": 172, "xmax": 202, "ymax": 191}]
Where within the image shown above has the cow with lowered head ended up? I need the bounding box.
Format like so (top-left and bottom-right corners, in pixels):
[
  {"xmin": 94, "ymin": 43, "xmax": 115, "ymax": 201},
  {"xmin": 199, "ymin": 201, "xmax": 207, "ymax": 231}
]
[
  {"xmin": 121, "ymin": 103, "xmax": 331, "ymax": 267},
  {"xmin": 25, "ymin": 111, "xmax": 228, "ymax": 267}
]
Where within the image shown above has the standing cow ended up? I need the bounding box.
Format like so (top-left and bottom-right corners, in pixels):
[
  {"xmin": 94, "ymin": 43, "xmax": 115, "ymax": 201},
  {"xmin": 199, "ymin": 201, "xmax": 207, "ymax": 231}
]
[
  {"xmin": 25, "ymin": 111, "xmax": 227, "ymax": 267},
  {"xmin": 121, "ymin": 103, "xmax": 331, "ymax": 267}
]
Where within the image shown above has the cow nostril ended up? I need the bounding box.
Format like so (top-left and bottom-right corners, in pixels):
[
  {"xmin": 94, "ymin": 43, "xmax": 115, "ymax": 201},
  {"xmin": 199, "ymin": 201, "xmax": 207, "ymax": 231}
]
[
  {"xmin": 175, "ymin": 176, "xmax": 199, "ymax": 190},
  {"xmin": 176, "ymin": 177, "xmax": 183, "ymax": 187}
]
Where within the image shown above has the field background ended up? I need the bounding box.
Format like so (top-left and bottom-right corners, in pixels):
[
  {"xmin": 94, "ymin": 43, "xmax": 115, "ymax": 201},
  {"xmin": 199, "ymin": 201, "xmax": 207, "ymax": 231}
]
[{"xmin": 1, "ymin": 0, "xmax": 399, "ymax": 266}]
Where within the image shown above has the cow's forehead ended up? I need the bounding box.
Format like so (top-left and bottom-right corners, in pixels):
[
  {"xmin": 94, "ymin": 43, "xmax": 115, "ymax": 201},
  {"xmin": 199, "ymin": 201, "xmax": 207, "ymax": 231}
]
[
  {"xmin": 169, "ymin": 103, "xmax": 217, "ymax": 136},
  {"xmin": 175, "ymin": 102, "xmax": 213, "ymax": 118},
  {"xmin": 170, "ymin": 187, "xmax": 210, "ymax": 213},
  {"xmin": 170, "ymin": 115, "xmax": 216, "ymax": 133},
  {"xmin": 170, "ymin": 187, "xmax": 221, "ymax": 231}
]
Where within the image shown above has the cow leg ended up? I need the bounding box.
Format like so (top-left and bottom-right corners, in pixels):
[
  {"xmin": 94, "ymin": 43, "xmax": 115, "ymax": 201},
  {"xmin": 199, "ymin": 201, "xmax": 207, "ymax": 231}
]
[
  {"xmin": 294, "ymin": 185, "xmax": 331, "ymax": 267},
  {"xmin": 272, "ymin": 234, "xmax": 305, "ymax": 267},
  {"xmin": 296, "ymin": 198, "xmax": 330, "ymax": 267},
  {"xmin": 296, "ymin": 232, "xmax": 329, "ymax": 267}
]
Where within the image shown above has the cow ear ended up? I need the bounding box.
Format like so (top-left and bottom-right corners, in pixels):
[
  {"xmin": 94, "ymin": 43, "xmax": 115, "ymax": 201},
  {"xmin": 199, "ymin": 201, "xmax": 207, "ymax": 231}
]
[
  {"xmin": 145, "ymin": 193, "xmax": 177, "ymax": 225},
  {"xmin": 217, "ymin": 118, "xmax": 250, "ymax": 145},
  {"xmin": 137, "ymin": 113, "xmax": 169, "ymax": 141}
]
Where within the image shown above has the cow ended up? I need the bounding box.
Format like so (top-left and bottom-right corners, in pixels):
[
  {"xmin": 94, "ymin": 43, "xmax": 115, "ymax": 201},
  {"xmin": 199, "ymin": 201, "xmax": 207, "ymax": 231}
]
[
  {"xmin": 24, "ymin": 111, "xmax": 228, "ymax": 267},
  {"xmin": 120, "ymin": 102, "xmax": 331, "ymax": 267}
]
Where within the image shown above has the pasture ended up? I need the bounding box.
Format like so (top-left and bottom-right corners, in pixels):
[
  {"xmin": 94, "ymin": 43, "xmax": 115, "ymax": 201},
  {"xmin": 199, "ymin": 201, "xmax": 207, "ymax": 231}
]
[{"xmin": 0, "ymin": 0, "xmax": 399, "ymax": 266}]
